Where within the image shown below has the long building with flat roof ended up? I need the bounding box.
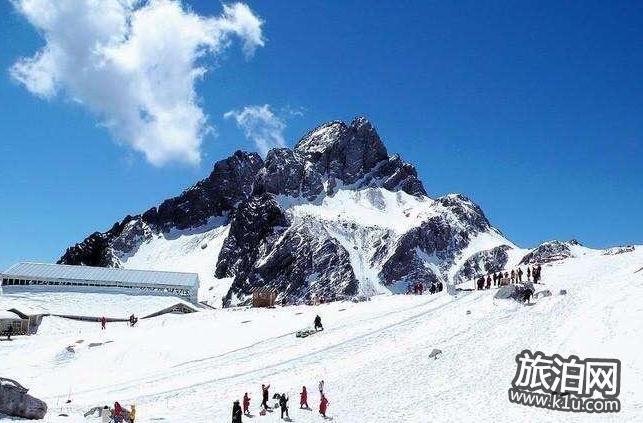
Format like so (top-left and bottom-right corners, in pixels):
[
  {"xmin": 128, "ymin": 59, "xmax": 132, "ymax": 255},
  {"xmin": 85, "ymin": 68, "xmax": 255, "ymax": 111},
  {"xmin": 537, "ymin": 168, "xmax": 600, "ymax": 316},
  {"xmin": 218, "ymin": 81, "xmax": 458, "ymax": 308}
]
[{"xmin": 1, "ymin": 262, "xmax": 199, "ymax": 302}]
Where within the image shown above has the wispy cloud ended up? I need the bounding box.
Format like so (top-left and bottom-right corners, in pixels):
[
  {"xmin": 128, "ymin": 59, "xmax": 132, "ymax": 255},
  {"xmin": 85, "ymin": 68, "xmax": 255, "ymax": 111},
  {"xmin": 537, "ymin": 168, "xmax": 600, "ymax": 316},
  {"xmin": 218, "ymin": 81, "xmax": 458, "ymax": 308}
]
[
  {"xmin": 10, "ymin": 0, "xmax": 264, "ymax": 166},
  {"xmin": 224, "ymin": 104, "xmax": 286, "ymax": 156}
]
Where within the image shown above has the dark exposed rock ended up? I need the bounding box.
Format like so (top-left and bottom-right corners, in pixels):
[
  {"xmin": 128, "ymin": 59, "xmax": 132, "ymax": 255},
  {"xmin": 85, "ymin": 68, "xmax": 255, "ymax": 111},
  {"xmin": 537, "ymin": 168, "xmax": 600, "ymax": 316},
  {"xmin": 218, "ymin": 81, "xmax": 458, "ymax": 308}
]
[
  {"xmin": 453, "ymin": 245, "xmax": 512, "ymax": 283},
  {"xmin": 215, "ymin": 193, "xmax": 288, "ymax": 282},
  {"xmin": 0, "ymin": 379, "xmax": 47, "ymax": 420},
  {"xmin": 520, "ymin": 240, "xmax": 576, "ymax": 265},
  {"xmin": 58, "ymin": 232, "xmax": 116, "ymax": 267},
  {"xmin": 225, "ymin": 221, "xmax": 359, "ymax": 306}
]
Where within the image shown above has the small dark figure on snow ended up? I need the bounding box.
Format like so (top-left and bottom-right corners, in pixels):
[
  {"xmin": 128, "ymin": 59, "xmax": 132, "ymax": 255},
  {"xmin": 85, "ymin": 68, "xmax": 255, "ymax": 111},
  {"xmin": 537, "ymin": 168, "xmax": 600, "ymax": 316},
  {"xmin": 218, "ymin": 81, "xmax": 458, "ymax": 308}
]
[
  {"xmin": 437, "ymin": 281, "xmax": 443, "ymax": 292},
  {"xmin": 300, "ymin": 386, "xmax": 308, "ymax": 409},
  {"xmin": 527, "ymin": 267, "xmax": 532, "ymax": 281},
  {"xmin": 314, "ymin": 315, "xmax": 323, "ymax": 331},
  {"xmin": 318, "ymin": 380, "xmax": 324, "ymax": 395},
  {"xmin": 243, "ymin": 393, "xmax": 250, "ymax": 415},
  {"xmin": 476, "ymin": 276, "xmax": 484, "ymax": 290},
  {"xmin": 279, "ymin": 394, "xmax": 289, "ymax": 419},
  {"xmin": 319, "ymin": 394, "xmax": 329, "ymax": 418},
  {"xmin": 517, "ymin": 268, "xmax": 523, "ymax": 282},
  {"xmin": 485, "ymin": 275, "xmax": 492, "ymax": 289},
  {"xmin": 261, "ymin": 384, "xmax": 271, "ymax": 409},
  {"xmin": 6, "ymin": 325, "xmax": 13, "ymax": 341},
  {"xmin": 510, "ymin": 269, "xmax": 516, "ymax": 283},
  {"xmin": 232, "ymin": 400, "xmax": 243, "ymax": 423},
  {"xmin": 523, "ymin": 290, "xmax": 532, "ymax": 304},
  {"xmin": 129, "ymin": 314, "xmax": 138, "ymax": 327},
  {"xmin": 101, "ymin": 316, "xmax": 107, "ymax": 330}
]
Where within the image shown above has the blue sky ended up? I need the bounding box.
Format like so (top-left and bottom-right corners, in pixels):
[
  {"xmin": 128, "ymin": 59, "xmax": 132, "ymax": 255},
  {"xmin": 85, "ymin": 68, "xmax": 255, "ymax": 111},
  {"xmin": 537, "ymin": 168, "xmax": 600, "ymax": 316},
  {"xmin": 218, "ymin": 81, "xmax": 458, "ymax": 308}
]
[{"xmin": 1, "ymin": 0, "xmax": 641, "ymax": 270}]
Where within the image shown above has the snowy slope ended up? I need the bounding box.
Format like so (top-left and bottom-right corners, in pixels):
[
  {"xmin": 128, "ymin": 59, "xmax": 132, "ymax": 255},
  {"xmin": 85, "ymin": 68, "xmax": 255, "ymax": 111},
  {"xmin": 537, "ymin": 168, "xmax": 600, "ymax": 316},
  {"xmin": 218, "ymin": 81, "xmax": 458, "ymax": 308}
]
[{"xmin": 1, "ymin": 246, "xmax": 641, "ymax": 422}]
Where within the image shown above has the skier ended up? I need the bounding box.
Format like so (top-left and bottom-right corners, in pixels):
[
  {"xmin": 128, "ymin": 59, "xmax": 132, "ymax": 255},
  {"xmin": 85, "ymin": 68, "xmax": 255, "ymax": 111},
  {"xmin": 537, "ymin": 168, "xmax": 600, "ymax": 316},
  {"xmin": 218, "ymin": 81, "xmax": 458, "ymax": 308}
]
[
  {"xmin": 319, "ymin": 393, "xmax": 329, "ymax": 418},
  {"xmin": 113, "ymin": 402, "xmax": 124, "ymax": 423},
  {"xmin": 232, "ymin": 400, "xmax": 243, "ymax": 423},
  {"xmin": 129, "ymin": 405, "xmax": 136, "ymax": 423},
  {"xmin": 314, "ymin": 315, "xmax": 323, "ymax": 331},
  {"xmin": 243, "ymin": 392, "xmax": 250, "ymax": 415},
  {"xmin": 527, "ymin": 266, "xmax": 531, "ymax": 281},
  {"xmin": 101, "ymin": 316, "xmax": 106, "ymax": 330},
  {"xmin": 261, "ymin": 384, "xmax": 271, "ymax": 409},
  {"xmin": 517, "ymin": 268, "xmax": 523, "ymax": 282},
  {"xmin": 300, "ymin": 386, "xmax": 308, "ymax": 409},
  {"xmin": 279, "ymin": 394, "xmax": 289, "ymax": 419}
]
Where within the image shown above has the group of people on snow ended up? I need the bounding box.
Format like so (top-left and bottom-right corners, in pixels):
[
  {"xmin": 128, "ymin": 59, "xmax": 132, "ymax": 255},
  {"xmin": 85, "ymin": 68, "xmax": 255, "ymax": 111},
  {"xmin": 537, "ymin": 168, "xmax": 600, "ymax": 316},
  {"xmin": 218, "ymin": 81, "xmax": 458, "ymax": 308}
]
[
  {"xmin": 233, "ymin": 380, "xmax": 329, "ymax": 422},
  {"xmin": 98, "ymin": 314, "xmax": 138, "ymax": 330},
  {"xmin": 476, "ymin": 264, "xmax": 543, "ymax": 290},
  {"xmin": 406, "ymin": 281, "xmax": 444, "ymax": 295}
]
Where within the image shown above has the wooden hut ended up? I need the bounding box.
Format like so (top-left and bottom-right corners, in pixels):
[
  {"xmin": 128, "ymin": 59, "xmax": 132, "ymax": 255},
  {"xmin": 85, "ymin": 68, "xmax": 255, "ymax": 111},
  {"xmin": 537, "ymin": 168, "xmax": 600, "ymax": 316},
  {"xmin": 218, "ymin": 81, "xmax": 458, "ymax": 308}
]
[{"xmin": 252, "ymin": 287, "xmax": 277, "ymax": 308}]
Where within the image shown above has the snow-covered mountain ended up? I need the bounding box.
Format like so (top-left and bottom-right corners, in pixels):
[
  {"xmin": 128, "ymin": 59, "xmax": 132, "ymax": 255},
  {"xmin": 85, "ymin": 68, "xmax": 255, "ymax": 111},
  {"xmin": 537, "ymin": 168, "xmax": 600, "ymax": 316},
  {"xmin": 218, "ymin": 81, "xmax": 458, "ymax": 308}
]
[{"xmin": 58, "ymin": 117, "xmax": 578, "ymax": 306}]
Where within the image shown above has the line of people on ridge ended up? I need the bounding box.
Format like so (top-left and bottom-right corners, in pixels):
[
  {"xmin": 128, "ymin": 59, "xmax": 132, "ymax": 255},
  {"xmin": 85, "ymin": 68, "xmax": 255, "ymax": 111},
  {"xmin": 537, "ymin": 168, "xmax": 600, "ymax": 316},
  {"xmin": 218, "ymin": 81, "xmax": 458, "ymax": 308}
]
[
  {"xmin": 406, "ymin": 281, "xmax": 444, "ymax": 295},
  {"xmin": 476, "ymin": 264, "xmax": 542, "ymax": 290},
  {"xmin": 232, "ymin": 380, "xmax": 330, "ymax": 422}
]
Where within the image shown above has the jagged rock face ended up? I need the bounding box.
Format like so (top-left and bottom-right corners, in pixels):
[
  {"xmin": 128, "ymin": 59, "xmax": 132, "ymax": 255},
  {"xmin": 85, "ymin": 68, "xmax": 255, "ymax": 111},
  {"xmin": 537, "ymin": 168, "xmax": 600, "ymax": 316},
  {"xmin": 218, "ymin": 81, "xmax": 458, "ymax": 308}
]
[
  {"xmin": 602, "ymin": 245, "xmax": 635, "ymax": 256},
  {"xmin": 520, "ymin": 240, "xmax": 576, "ymax": 265},
  {"xmin": 377, "ymin": 194, "xmax": 494, "ymax": 288},
  {"xmin": 225, "ymin": 220, "xmax": 359, "ymax": 306},
  {"xmin": 59, "ymin": 116, "xmax": 511, "ymax": 306},
  {"xmin": 0, "ymin": 383, "xmax": 47, "ymax": 420},
  {"xmin": 215, "ymin": 193, "xmax": 288, "ymax": 282},
  {"xmin": 142, "ymin": 151, "xmax": 263, "ymax": 231},
  {"xmin": 59, "ymin": 232, "xmax": 116, "ymax": 267},
  {"xmin": 453, "ymin": 245, "xmax": 511, "ymax": 282}
]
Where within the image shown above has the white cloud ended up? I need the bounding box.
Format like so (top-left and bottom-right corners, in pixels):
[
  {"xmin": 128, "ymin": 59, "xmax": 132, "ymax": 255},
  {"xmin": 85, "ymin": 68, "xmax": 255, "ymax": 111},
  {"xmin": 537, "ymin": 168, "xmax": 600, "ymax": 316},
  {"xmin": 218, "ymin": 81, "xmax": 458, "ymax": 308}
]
[
  {"xmin": 224, "ymin": 104, "xmax": 286, "ymax": 156},
  {"xmin": 10, "ymin": 0, "xmax": 264, "ymax": 166}
]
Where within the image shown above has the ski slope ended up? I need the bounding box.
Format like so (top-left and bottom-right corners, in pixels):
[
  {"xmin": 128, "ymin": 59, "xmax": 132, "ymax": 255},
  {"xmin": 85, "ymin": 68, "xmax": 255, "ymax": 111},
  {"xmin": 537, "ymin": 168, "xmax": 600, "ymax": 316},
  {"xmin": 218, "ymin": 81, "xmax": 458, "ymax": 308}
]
[{"xmin": 1, "ymin": 247, "xmax": 642, "ymax": 422}]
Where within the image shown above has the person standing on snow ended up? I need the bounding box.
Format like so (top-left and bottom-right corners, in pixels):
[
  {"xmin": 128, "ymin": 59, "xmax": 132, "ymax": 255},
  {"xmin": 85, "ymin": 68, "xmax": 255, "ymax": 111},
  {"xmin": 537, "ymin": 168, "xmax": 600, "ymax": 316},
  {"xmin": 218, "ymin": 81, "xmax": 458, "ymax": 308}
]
[
  {"xmin": 314, "ymin": 315, "xmax": 323, "ymax": 331},
  {"xmin": 232, "ymin": 400, "xmax": 243, "ymax": 423},
  {"xmin": 517, "ymin": 268, "xmax": 523, "ymax": 282},
  {"xmin": 485, "ymin": 275, "xmax": 492, "ymax": 289},
  {"xmin": 300, "ymin": 386, "xmax": 309, "ymax": 409},
  {"xmin": 319, "ymin": 393, "xmax": 329, "ymax": 418},
  {"xmin": 527, "ymin": 267, "xmax": 531, "ymax": 281},
  {"xmin": 113, "ymin": 402, "xmax": 124, "ymax": 423},
  {"xmin": 318, "ymin": 380, "xmax": 324, "ymax": 396},
  {"xmin": 101, "ymin": 316, "xmax": 107, "ymax": 330},
  {"xmin": 279, "ymin": 394, "xmax": 289, "ymax": 419},
  {"xmin": 261, "ymin": 384, "xmax": 271, "ymax": 409},
  {"xmin": 243, "ymin": 393, "xmax": 250, "ymax": 415},
  {"xmin": 100, "ymin": 406, "xmax": 111, "ymax": 423}
]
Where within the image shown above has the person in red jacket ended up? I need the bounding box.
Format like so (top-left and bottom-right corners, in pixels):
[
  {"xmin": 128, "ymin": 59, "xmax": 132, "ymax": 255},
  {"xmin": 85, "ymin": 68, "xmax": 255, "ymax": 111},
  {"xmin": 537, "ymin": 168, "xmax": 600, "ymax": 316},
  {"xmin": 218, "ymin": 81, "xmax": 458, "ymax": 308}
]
[
  {"xmin": 300, "ymin": 386, "xmax": 308, "ymax": 409},
  {"xmin": 113, "ymin": 402, "xmax": 124, "ymax": 423},
  {"xmin": 243, "ymin": 392, "xmax": 250, "ymax": 415},
  {"xmin": 319, "ymin": 394, "xmax": 329, "ymax": 418}
]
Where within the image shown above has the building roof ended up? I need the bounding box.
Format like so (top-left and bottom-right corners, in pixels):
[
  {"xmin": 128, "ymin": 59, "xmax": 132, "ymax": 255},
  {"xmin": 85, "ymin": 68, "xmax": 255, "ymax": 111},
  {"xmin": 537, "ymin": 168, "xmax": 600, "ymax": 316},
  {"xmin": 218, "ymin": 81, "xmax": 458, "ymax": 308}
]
[
  {"xmin": 1, "ymin": 262, "xmax": 198, "ymax": 288},
  {"xmin": 0, "ymin": 310, "xmax": 22, "ymax": 320}
]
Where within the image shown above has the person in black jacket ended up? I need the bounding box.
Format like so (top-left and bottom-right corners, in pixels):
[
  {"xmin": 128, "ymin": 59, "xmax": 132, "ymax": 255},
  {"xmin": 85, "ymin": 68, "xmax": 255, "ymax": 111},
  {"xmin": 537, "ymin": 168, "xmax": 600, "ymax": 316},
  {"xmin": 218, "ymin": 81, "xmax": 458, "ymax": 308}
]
[
  {"xmin": 232, "ymin": 400, "xmax": 242, "ymax": 423},
  {"xmin": 279, "ymin": 394, "xmax": 289, "ymax": 419},
  {"xmin": 261, "ymin": 384, "xmax": 271, "ymax": 409},
  {"xmin": 314, "ymin": 315, "xmax": 323, "ymax": 331}
]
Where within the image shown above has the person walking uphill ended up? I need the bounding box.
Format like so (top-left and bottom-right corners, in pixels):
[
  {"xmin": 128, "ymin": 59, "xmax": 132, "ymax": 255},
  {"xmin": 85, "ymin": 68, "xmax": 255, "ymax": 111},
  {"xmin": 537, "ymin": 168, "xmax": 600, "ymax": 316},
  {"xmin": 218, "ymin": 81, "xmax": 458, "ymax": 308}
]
[
  {"xmin": 279, "ymin": 394, "xmax": 289, "ymax": 419},
  {"xmin": 319, "ymin": 393, "xmax": 329, "ymax": 418},
  {"xmin": 232, "ymin": 400, "xmax": 243, "ymax": 423},
  {"xmin": 261, "ymin": 384, "xmax": 271, "ymax": 409},
  {"xmin": 314, "ymin": 315, "xmax": 323, "ymax": 331},
  {"xmin": 300, "ymin": 386, "xmax": 308, "ymax": 409}
]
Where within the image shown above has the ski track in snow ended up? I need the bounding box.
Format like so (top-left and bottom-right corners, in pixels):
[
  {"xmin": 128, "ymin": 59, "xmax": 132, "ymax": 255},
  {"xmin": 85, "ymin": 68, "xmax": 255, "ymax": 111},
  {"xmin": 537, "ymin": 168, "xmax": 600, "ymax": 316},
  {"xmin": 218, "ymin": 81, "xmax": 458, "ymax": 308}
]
[{"xmin": 1, "ymin": 249, "xmax": 642, "ymax": 422}]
